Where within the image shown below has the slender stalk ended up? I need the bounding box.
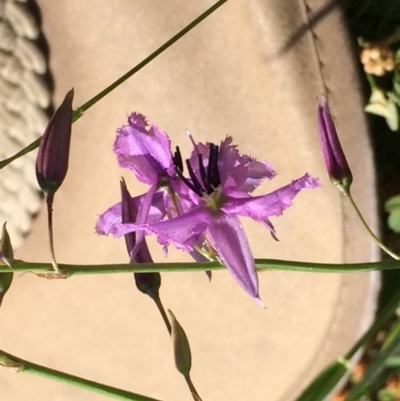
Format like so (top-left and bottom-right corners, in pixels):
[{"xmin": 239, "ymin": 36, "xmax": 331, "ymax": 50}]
[
  {"xmin": 0, "ymin": 349, "xmax": 162, "ymax": 401},
  {"xmin": 4, "ymin": 258, "xmax": 400, "ymax": 275},
  {"xmin": 0, "ymin": 0, "xmax": 230, "ymax": 170},
  {"xmin": 184, "ymin": 374, "xmax": 203, "ymax": 401},
  {"xmin": 347, "ymin": 193, "xmax": 400, "ymax": 260},
  {"xmin": 75, "ymin": 0, "xmax": 228, "ymax": 117},
  {"xmin": 45, "ymin": 194, "xmax": 59, "ymax": 272},
  {"xmin": 153, "ymin": 296, "xmax": 172, "ymax": 334},
  {"xmin": 365, "ymin": 73, "xmax": 378, "ymax": 90},
  {"xmin": 152, "ymin": 297, "xmax": 203, "ymax": 401}
]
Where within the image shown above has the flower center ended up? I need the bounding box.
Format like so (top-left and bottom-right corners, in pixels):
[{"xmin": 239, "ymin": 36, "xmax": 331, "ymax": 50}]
[
  {"xmin": 173, "ymin": 143, "xmax": 222, "ymax": 209},
  {"xmin": 202, "ymin": 186, "xmax": 224, "ymax": 212}
]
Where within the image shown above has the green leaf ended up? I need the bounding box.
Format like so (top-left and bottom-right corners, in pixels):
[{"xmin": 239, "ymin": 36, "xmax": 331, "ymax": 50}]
[
  {"xmin": 395, "ymin": 48, "xmax": 400, "ymax": 62},
  {"xmin": 346, "ymin": 319, "xmax": 400, "ymax": 401},
  {"xmin": 385, "ymin": 356, "xmax": 400, "ymax": 367},
  {"xmin": 365, "ymin": 89, "xmax": 399, "ymax": 131},
  {"xmin": 385, "ymin": 195, "xmax": 400, "ymax": 232},
  {"xmin": 294, "ymin": 358, "xmax": 349, "ymax": 401},
  {"xmin": 378, "ymin": 388, "xmax": 398, "ymax": 401}
]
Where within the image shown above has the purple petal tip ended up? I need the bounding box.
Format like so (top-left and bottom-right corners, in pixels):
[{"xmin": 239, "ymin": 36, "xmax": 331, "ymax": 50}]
[{"xmin": 255, "ymin": 296, "xmax": 266, "ymax": 308}]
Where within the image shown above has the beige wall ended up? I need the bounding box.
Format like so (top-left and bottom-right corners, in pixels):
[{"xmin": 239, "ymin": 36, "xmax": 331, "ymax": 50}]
[{"xmin": 0, "ymin": 1, "xmax": 379, "ymax": 401}]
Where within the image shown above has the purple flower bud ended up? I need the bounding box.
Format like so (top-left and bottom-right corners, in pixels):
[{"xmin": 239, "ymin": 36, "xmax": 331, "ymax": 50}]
[
  {"xmin": 120, "ymin": 178, "xmax": 161, "ymax": 299},
  {"xmin": 317, "ymin": 99, "xmax": 353, "ymax": 195},
  {"xmin": 36, "ymin": 89, "xmax": 74, "ymax": 200}
]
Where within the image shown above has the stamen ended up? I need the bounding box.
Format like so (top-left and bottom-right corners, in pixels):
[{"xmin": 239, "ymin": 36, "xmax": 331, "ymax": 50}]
[
  {"xmin": 173, "ymin": 146, "xmax": 183, "ymax": 172},
  {"xmin": 186, "ymin": 129, "xmax": 200, "ymax": 156},
  {"xmin": 209, "ymin": 145, "xmax": 221, "ymax": 187},
  {"xmin": 198, "ymin": 154, "xmax": 213, "ymax": 194},
  {"xmin": 186, "ymin": 159, "xmax": 204, "ymax": 196},
  {"xmin": 175, "ymin": 141, "xmax": 221, "ymax": 198},
  {"xmin": 175, "ymin": 167, "xmax": 201, "ymax": 196},
  {"xmin": 207, "ymin": 144, "xmax": 216, "ymax": 184}
]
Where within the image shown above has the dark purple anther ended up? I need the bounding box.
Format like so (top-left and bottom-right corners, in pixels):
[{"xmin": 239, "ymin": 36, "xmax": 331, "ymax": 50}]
[
  {"xmin": 177, "ymin": 143, "xmax": 221, "ymax": 197},
  {"xmin": 173, "ymin": 146, "xmax": 184, "ymax": 172}
]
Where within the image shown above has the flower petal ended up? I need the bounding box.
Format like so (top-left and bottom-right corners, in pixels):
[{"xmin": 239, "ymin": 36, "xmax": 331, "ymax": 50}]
[
  {"xmin": 241, "ymin": 158, "xmax": 276, "ymax": 192},
  {"xmin": 113, "ymin": 113, "xmax": 174, "ymax": 184},
  {"xmin": 130, "ymin": 183, "xmax": 158, "ymax": 258},
  {"xmin": 206, "ymin": 213, "xmax": 261, "ymax": 303},
  {"xmin": 188, "ymin": 136, "xmax": 275, "ymax": 193},
  {"xmin": 95, "ymin": 190, "xmax": 166, "ymax": 235},
  {"xmin": 222, "ymin": 173, "xmax": 319, "ymax": 221},
  {"xmin": 111, "ymin": 207, "xmax": 212, "ymax": 252}
]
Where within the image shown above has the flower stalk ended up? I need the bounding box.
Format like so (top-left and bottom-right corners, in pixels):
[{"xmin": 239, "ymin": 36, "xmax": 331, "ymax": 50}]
[
  {"xmin": 347, "ymin": 194, "xmax": 400, "ymax": 260},
  {"xmin": 120, "ymin": 178, "xmax": 171, "ymax": 332},
  {"xmin": 0, "ymin": 349, "xmax": 163, "ymax": 401},
  {"xmin": 36, "ymin": 89, "xmax": 74, "ymax": 272},
  {"xmin": 169, "ymin": 310, "xmax": 203, "ymax": 401},
  {"xmin": 0, "ymin": 0, "xmax": 230, "ymax": 171},
  {"xmin": 3, "ymin": 258, "xmax": 400, "ymax": 275}
]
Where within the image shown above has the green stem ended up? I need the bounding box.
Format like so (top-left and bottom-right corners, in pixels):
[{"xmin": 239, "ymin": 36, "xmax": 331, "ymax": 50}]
[
  {"xmin": 75, "ymin": 0, "xmax": 228, "ymax": 117},
  {"xmin": 0, "ymin": 0, "xmax": 230, "ymax": 170},
  {"xmin": 45, "ymin": 193, "xmax": 60, "ymax": 272},
  {"xmin": 152, "ymin": 298, "xmax": 203, "ymax": 401},
  {"xmin": 153, "ymin": 296, "xmax": 172, "ymax": 334},
  {"xmin": 4, "ymin": 258, "xmax": 400, "ymax": 275},
  {"xmin": 0, "ymin": 349, "xmax": 162, "ymax": 401},
  {"xmin": 347, "ymin": 193, "xmax": 400, "ymax": 260},
  {"xmin": 184, "ymin": 374, "xmax": 202, "ymax": 401},
  {"xmin": 366, "ymin": 73, "xmax": 378, "ymax": 90}
]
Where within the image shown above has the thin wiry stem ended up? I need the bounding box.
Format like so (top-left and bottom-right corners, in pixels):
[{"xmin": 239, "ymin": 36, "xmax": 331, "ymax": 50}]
[
  {"xmin": 0, "ymin": 349, "xmax": 162, "ymax": 401},
  {"xmin": 153, "ymin": 297, "xmax": 204, "ymax": 400},
  {"xmin": 3, "ymin": 258, "xmax": 400, "ymax": 275},
  {"xmin": 0, "ymin": 0, "xmax": 230, "ymax": 170},
  {"xmin": 153, "ymin": 296, "xmax": 172, "ymax": 334},
  {"xmin": 347, "ymin": 193, "xmax": 400, "ymax": 260},
  {"xmin": 184, "ymin": 374, "xmax": 203, "ymax": 401},
  {"xmin": 45, "ymin": 193, "xmax": 59, "ymax": 272}
]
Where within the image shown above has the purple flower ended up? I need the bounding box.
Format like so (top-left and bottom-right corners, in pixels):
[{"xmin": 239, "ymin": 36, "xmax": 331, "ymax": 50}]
[
  {"xmin": 96, "ymin": 113, "xmax": 178, "ymax": 258},
  {"xmin": 111, "ymin": 136, "xmax": 319, "ymax": 305},
  {"xmin": 317, "ymin": 99, "xmax": 353, "ymax": 195},
  {"xmin": 114, "ymin": 113, "xmax": 175, "ymax": 184}
]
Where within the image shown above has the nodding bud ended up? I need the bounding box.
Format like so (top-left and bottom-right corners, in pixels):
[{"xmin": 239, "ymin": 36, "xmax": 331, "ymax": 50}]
[
  {"xmin": 317, "ymin": 99, "xmax": 353, "ymax": 196},
  {"xmin": 134, "ymin": 273, "xmax": 161, "ymax": 300},
  {"xmin": 120, "ymin": 178, "xmax": 161, "ymax": 300},
  {"xmin": 0, "ymin": 223, "xmax": 13, "ymax": 307},
  {"xmin": 36, "ymin": 89, "xmax": 74, "ymax": 200},
  {"xmin": 168, "ymin": 310, "xmax": 192, "ymax": 376}
]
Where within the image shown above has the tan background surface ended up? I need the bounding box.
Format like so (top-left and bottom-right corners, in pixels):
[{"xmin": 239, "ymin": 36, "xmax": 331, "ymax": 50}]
[{"xmin": 0, "ymin": 1, "xmax": 380, "ymax": 401}]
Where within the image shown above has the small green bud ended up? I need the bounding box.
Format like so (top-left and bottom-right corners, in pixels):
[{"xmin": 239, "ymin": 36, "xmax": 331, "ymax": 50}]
[
  {"xmin": 0, "ymin": 223, "xmax": 14, "ymax": 307},
  {"xmin": 168, "ymin": 310, "xmax": 192, "ymax": 376},
  {"xmin": 0, "ymin": 223, "xmax": 14, "ymax": 259}
]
